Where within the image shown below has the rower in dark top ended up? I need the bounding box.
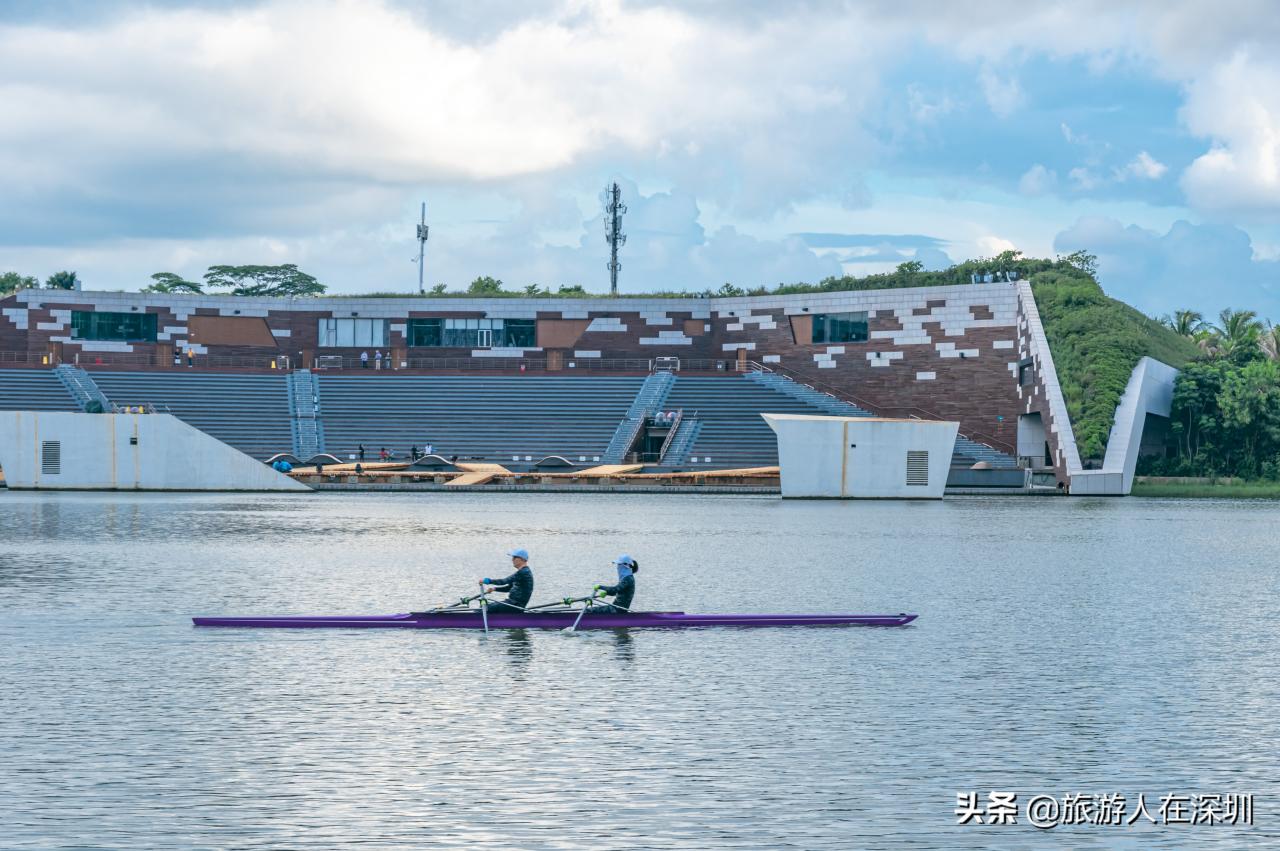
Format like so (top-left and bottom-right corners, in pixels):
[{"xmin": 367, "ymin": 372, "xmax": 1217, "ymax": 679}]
[
  {"xmin": 481, "ymin": 549, "xmax": 534, "ymax": 613},
  {"xmin": 588, "ymin": 554, "xmax": 638, "ymax": 613}
]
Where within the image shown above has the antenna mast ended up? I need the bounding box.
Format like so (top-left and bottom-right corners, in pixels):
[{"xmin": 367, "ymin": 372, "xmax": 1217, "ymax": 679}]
[
  {"xmin": 602, "ymin": 182, "xmax": 627, "ymax": 295},
  {"xmin": 416, "ymin": 202, "xmax": 429, "ymax": 295}
]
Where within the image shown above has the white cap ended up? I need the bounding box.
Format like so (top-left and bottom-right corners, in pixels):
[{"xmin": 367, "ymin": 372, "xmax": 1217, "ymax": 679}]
[{"xmin": 613, "ymin": 554, "xmax": 635, "ymax": 567}]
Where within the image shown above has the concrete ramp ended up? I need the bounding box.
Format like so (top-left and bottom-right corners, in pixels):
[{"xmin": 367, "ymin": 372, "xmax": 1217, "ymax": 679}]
[
  {"xmin": 0, "ymin": 411, "xmax": 310, "ymax": 491},
  {"xmin": 575, "ymin": 464, "xmax": 644, "ymax": 477},
  {"xmin": 446, "ymin": 462, "xmax": 511, "ymax": 486}
]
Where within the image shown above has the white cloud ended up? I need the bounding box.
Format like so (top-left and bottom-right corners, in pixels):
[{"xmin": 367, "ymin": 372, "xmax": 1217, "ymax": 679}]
[
  {"xmin": 1117, "ymin": 150, "xmax": 1169, "ymax": 180},
  {"xmin": 977, "ymin": 65, "xmax": 1024, "ymax": 117},
  {"xmin": 0, "ymin": 0, "xmax": 895, "ymax": 233},
  {"xmin": 1019, "ymin": 164, "xmax": 1057, "ymax": 196},
  {"xmin": 1069, "ymin": 167, "xmax": 1101, "ymax": 190},
  {"xmin": 976, "ymin": 235, "xmax": 1018, "ymax": 256},
  {"xmin": 1181, "ymin": 52, "xmax": 1280, "ymax": 214}
]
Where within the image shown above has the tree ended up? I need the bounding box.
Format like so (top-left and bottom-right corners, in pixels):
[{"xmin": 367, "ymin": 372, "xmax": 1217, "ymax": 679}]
[
  {"xmin": 202, "ymin": 264, "xmax": 325, "ymax": 297},
  {"xmin": 45, "ymin": 270, "xmax": 80, "ymax": 290},
  {"xmin": 0, "ymin": 271, "xmax": 39, "ymax": 295},
  {"xmin": 895, "ymin": 260, "xmax": 924, "ymax": 276},
  {"xmin": 556, "ymin": 284, "xmax": 586, "ymax": 296},
  {"xmin": 429, "ymin": 283, "xmax": 448, "ymax": 295},
  {"xmin": 466, "ymin": 276, "xmax": 504, "ymax": 295},
  {"xmin": 1058, "ymin": 249, "xmax": 1098, "ymax": 277},
  {"xmin": 1162, "ymin": 309, "xmax": 1205, "ymax": 338},
  {"xmin": 523, "ymin": 284, "xmax": 548, "ymax": 297},
  {"xmin": 142, "ymin": 272, "xmax": 203, "ymax": 294},
  {"xmin": 1211, "ymin": 308, "xmax": 1264, "ymax": 360},
  {"xmin": 1218, "ymin": 359, "xmax": 1280, "ymax": 475},
  {"xmin": 1261, "ymin": 322, "xmax": 1280, "ymax": 361},
  {"xmin": 716, "ymin": 282, "xmax": 745, "ymax": 297}
]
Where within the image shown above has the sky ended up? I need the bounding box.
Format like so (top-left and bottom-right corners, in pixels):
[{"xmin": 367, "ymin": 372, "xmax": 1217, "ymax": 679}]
[{"xmin": 1, "ymin": 0, "xmax": 1279, "ymax": 318}]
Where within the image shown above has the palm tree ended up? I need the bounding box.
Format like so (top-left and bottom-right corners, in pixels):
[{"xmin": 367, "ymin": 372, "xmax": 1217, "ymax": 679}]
[
  {"xmin": 1261, "ymin": 321, "xmax": 1280, "ymax": 361},
  {"xmin": 1212, "ymin": 308, "xmax": 1264, "ymax": 358},
  {"xmin": 1167, "ymin": 309, "xmax": 1205, "ymax": 337}
]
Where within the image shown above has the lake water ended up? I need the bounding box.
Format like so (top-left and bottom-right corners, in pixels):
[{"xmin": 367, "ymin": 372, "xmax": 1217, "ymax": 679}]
[{"xmin": 1, "ymin": 491, "xmax": 1276, "ymax": 849}]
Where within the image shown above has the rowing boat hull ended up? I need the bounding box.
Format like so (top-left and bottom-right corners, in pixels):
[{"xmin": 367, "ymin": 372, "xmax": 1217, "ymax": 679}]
[{"xmin": 191, "ymin": 611, "xmax": 918, "ymax": 629}]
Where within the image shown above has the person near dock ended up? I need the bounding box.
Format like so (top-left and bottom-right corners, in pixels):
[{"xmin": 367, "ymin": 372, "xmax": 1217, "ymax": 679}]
[
  {"xmin": 481, "ymin": 549, "xmax": 535, "ymax": 613},
  {"xmin": 360, "ymin": 350, "xmax": 369, "ymax": 369},
  {"xmin": 588, "ymin": 555, "xmax": 638, "ymax": 613},
  {"xmin": 410, "ymin": 445, "xmax": 419, "ymax": 461},
  {"xmin": 375, "ymin": 350, "xmax": 383, "ymax": 370}
]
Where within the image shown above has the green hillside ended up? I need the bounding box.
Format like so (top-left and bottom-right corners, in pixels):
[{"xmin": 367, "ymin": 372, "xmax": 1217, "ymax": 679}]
[{"xmin": 1030, "ymin": 270, "xmax": 1199, "ymax": 462}]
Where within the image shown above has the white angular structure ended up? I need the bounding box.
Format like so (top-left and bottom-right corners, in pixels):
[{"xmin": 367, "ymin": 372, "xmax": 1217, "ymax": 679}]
[
  {"xmin": 763, "ymin": 413, "xmax": 958, "ymax": 499},
  {"xmin": 0, "ymin": 411, "xmax": 310, "ymax": 491}
]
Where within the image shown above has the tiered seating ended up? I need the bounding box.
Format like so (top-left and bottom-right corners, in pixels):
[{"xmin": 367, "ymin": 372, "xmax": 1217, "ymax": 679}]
[
  {"xmin": 663, "ymin": 376, "xmax": 829, "ymax": 468},
  {"xmin": 89, "ymin": 372, "xmax": 292, "ymax": 459},
  {"xmin": 318, "ymin": 375, "xmax": 644, "ymax": 461},
  {"xmin": 0, "ymin": 369, "xmax": 79, "ymax": 411}
]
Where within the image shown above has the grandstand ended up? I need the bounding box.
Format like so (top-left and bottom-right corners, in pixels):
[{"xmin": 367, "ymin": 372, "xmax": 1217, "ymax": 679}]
[
  {"xmin": 0, "ymin": 366, "xmax": 1018, "ymax": 474},
  {"xmin": 0, "ymin": 368, "xmax": 80, "ymax": 412},
  {"xmin": 317, "ymin": 375, "xmax": 646, "ymax": 463},
  {"xmin": 662, "ymin": 376, "xmax": 844, "ymax": 467},
  {"xmin": 87, "ymin": 372, "xmax": 293, "ymax": 460}
]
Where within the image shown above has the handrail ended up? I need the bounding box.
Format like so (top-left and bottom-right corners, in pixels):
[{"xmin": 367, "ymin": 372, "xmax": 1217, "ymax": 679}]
[
  {"xmin": 753, "ymin": 360, "xmax": 1017, "ymax": 456},
  {"xmin": 655, "ymin": 409, "xmax": 684, "ymax": 461}
]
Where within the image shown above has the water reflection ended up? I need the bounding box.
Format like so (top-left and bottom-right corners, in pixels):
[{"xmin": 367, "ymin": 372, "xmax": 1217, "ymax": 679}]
[
  {"xmin": 499, "ymin": 628, "xmax": 533, "ymax": 672},
  {"xmin": 609, "ymin": 628, "xmax": 635, "ymax": 663}
]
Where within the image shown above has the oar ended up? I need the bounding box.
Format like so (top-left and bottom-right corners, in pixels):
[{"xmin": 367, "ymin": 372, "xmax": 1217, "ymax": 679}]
[
  {"xmin": 563, "ymin": 589, "xmax": 608, "ymax": 633},
  {"xmin": 410, "ymin": 591, "xmax": 485, "ymax": 617},
  {"xmin": 479, "ymin": 582, "xmax": 489, "ymax": 635}
]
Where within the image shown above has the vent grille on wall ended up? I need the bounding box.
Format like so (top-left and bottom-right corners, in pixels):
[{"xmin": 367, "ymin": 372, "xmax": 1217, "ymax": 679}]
[
  {"xmin": 41, "ymin": 440, "xmax": 61, "ymax": 475},
  {"xmin": 906, "ymin": 450, "xmax": 928, "ymax": 486}
]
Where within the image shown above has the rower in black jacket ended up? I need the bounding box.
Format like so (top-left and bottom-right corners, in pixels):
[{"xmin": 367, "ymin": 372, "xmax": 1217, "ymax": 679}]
[
  {"xmin": 481, "ymin": 549, "xmax": 534, "ymax": 613},
  {"xmin": 588, "ymin": 554, "xmax": 638, "ymax": 613}
]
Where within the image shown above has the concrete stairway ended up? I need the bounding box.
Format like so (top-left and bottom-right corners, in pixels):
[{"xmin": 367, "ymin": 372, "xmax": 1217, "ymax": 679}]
[
  {"xmin": 662, "ymin": 418, "xmax": 703, "ymax": 465},
  {"xmin": 602, "ymin": 370, "xmax": 677, "ymax": 463},
  {"xmin": 745, "ymin": 370, "xmax": 872, "ymax": 418},
  {"xmin": 54, "ymin": 365, "xmax": 111, "ymax": 411},
  {"xmin": 287, "ymin": 369, "xmax": 324, "ymax": 458},
  {"xmin": 747, "ymin": 368, "xmax": 1017, "ymax": 469}
]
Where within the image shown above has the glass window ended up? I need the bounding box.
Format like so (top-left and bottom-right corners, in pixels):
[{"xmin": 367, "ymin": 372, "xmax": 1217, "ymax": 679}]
[
  {"xmin": 407, "ymin": 318, "xmax": 443, "ymax": 347},
  {"xmin": 70, "ymin": 311, "xmax": 158, "ymax": 342},
  {"xmin": 812, "ymin": 311, "xmax": 868, "ymax": 344},
  {"xmin": 317, "ymin": 318, "xmax": 388, "ymax": 348},
  {"xmin": 502, "ymin": 319, "xmax": 535, "ymax": 347}
]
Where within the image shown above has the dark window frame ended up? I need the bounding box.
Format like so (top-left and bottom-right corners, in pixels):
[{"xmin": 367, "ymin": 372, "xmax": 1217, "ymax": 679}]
[
  {"xmin": 70, "ymin": 311, "xmax": 158, "ymax": 343},
  {"xmin": 811, "ymin": 311, "xmax": 869, "ymax": 344}
]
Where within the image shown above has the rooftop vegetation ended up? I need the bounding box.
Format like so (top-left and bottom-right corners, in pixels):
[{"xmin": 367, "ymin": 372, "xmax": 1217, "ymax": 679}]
[{"xmin": 1028, "ymin": 264, "xmax": 1200, "ymax": 461}]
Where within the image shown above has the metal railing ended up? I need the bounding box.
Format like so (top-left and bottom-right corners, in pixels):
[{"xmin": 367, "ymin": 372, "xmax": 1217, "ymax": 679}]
[{"xmin": 655, "ymin": 409, "xmax": 684, "ymax": 461}]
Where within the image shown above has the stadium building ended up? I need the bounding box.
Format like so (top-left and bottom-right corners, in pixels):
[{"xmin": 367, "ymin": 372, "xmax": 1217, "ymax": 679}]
[{"xmin": 1, "ymin": 279, "xmax": 1152, "ymax": 492}]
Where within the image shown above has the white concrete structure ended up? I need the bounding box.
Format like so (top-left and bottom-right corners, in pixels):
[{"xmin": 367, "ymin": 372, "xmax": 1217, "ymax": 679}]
[
  {"xmin": 763, "ymin": 413, "xmax": 958, "ymax": 499},
  {"xmin": 0, "ymin": 411, "xmax": 310, "ymax": 491},
  {"xmin": 1070, "ymin": 357, "xmax": 1178, "ymax": 495}
]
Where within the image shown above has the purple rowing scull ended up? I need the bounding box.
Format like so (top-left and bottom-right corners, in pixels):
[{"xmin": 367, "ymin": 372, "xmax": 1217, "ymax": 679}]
[{"xmin": 191, "ymin": 611, "xmax": 918, "ymax": 629}]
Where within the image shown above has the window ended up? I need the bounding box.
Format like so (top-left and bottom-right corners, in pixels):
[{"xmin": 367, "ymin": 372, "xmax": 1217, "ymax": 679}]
[
  {"xmin": 409, "ymin": 318, "xmax": 537, "ymax": 348},
  {"xmin": 70, "ymin": 311, "xmax": 158, "ymax": 342},
  {"xmin": 811, "ymin": 311, "xmax": 868, "ymax": 344},
  {"xmin": 407, "ymin": 318, "xmax": 442, "ymax": 347},
  {"xmin": 504, "ymin": 319, "xmax": 535, "ymax": 347},
  {"xmin": 317, "ymin": 318, "xmax": 388, "ymax": 348}
]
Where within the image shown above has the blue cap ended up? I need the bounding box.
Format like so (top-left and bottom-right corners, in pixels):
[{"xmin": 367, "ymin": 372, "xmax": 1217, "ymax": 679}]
[
  {"xmin": 613, "ymin": 554, "xmax": 635, "ymax": 567},
  {"xmin": 508, "ymin": 549, "xmax": 529, "ymax": 560}
]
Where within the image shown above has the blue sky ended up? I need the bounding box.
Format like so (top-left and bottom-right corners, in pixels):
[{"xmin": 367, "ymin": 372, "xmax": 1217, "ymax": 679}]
[{"xmin": 1, "ymin": 0, "xmax": 1278, "ymax": 319}]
